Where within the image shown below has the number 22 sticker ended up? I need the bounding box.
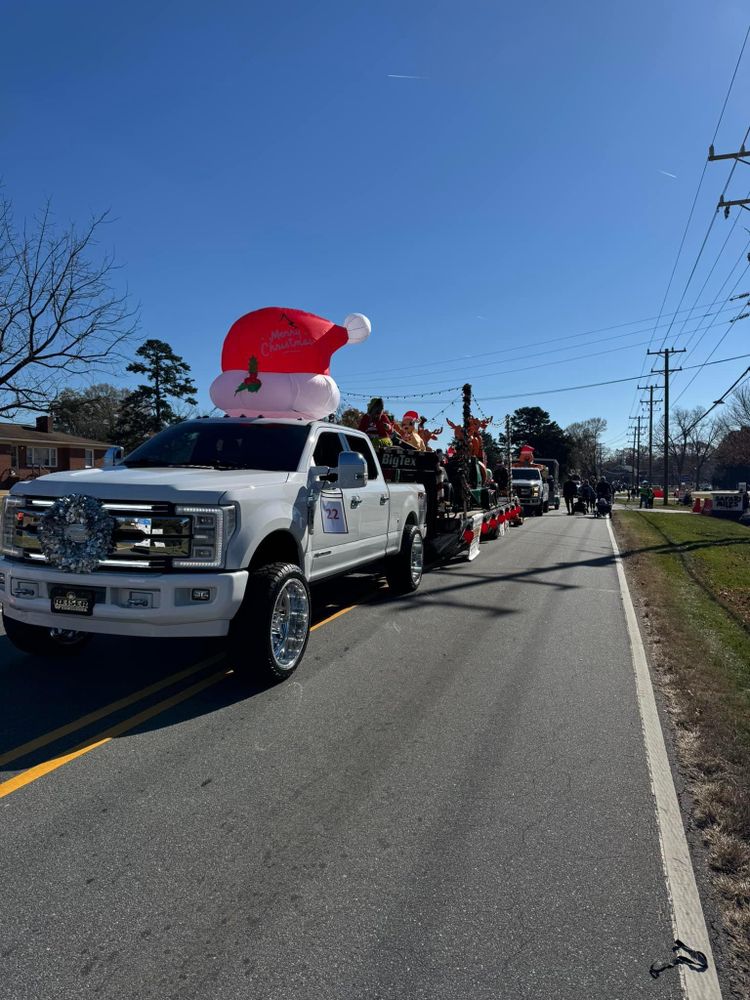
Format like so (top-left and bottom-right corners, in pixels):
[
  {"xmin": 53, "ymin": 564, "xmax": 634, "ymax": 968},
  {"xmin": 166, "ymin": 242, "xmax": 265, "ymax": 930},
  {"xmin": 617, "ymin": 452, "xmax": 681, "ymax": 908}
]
[{"xmin": 321, "ymin": 497, "xmax": 348, "ymax": 533}]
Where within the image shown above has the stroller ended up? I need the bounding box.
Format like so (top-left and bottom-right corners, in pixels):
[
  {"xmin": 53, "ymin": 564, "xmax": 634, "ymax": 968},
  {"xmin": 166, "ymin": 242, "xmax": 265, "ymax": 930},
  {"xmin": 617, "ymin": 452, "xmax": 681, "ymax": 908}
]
[
  {"xmin": 595, "ymin": 496, "xmax": 612, "ymax": 519},
  {"xmin": 572, "ymin": 497, "xmax": 588, "ymax": 515}
]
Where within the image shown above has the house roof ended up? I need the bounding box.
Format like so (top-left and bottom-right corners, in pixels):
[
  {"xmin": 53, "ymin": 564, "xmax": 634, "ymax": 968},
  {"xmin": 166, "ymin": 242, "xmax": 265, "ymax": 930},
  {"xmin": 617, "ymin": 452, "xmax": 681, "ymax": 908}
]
[{"xmin": 0, "ymin": 421, "xmax": 112, "ymax": 448}]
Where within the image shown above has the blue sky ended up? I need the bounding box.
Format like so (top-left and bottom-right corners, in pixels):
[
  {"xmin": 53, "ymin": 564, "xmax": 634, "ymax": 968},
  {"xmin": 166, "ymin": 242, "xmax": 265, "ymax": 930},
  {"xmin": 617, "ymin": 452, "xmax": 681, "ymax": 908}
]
[{"xmin": 3, "ymin": 0, "xmax": 750, "ymax": 452}]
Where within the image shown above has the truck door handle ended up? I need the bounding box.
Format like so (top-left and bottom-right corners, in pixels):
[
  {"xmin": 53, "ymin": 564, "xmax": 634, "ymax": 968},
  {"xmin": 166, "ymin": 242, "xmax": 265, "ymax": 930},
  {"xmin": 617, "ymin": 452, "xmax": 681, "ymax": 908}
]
[
  {"xmin": 379, "ymin": 495, "xmax": 390, "ymax": 505},
  {"xmin": 350, "ymin": 495, "xmax": 363, "ymax": 508}
]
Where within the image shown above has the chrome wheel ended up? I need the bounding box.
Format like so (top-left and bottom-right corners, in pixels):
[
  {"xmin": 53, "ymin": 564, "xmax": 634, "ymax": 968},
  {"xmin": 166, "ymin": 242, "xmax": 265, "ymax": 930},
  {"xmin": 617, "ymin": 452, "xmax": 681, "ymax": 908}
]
[
  {"xmin": 410, "ymin": 531, "xmax": 424, "ymax": 586},
  {"xmin": 270, "ymin": 579, "xmax": 310, "ymax": 670}
]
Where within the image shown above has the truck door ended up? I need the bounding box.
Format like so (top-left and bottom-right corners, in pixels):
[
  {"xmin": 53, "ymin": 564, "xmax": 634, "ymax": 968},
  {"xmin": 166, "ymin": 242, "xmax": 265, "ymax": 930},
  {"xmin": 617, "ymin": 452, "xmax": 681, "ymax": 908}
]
[
  {"xmin": 344, "ymin": 434, "xmax": 390, "ymax": 562},
  {"xmin": 309, "ymin": 429, "xmax": 360, "ymax": 579}
]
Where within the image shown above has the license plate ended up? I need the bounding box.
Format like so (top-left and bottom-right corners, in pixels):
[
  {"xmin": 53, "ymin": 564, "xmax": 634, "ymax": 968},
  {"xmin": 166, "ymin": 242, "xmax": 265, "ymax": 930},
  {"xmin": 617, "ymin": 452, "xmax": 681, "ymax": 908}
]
[{"xmin": 50, "ymin": 587, "xmax": 95, "ymax": 617}]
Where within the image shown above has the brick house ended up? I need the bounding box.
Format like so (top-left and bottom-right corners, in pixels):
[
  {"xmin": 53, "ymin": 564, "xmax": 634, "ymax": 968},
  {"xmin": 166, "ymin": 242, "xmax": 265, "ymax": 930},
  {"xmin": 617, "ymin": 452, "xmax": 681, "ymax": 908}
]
[{"xmin": 0, "ymin": 416, "xmax": 113, "ymax": 489}]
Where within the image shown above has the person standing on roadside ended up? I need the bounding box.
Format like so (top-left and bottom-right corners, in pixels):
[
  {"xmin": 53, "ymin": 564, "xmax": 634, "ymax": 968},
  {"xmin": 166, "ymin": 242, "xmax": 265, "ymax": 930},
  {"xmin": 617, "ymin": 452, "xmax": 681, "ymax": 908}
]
[
  {"xmin": 581, "ymin": 478, "xmax": 596, "ymax": 513},
  {"xmin": 562, "ymin": 475, "xmax": 578, "ymax": 515}
]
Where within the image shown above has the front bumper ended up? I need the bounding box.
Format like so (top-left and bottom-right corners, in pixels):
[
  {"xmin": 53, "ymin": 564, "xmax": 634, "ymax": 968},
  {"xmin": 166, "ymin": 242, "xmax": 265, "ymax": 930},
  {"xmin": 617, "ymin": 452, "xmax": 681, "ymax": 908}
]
[{"xmin": 0, "ymin": 558, "xmax": 248, "ymax": 638}]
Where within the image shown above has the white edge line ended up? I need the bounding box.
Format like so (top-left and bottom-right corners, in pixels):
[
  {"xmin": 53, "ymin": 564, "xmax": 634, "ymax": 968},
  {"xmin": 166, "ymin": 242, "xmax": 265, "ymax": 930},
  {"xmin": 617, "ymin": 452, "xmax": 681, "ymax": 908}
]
[{"xmin": 607, "ymin": 518, "xmax": 723, "ymax": 999}]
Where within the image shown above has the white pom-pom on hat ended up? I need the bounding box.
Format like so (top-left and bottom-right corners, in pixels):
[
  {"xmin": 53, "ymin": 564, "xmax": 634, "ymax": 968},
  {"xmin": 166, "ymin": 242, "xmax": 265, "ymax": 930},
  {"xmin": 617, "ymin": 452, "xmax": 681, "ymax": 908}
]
[{"xmin": 343, "ymin": 313, "xmax": 371, "ymax": 344}]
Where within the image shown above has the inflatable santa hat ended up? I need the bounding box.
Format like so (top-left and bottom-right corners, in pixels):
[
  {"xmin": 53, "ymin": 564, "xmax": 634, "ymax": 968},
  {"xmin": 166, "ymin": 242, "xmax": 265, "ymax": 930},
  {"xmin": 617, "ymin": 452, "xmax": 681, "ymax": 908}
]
[{"xmin": 209, "ymin": 307, "xmax": 370, "ymax": 419}]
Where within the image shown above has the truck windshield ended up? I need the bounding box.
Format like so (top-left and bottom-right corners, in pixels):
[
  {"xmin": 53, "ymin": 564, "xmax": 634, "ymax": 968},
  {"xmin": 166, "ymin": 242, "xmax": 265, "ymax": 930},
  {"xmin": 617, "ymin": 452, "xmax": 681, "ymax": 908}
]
[
  {"xmin": 512, "ymin": 469, "xmax": 542, "ymax": 480},
  {"xmin": 122, "ymin": 422, "xmax": 310, "ymax": 472}
]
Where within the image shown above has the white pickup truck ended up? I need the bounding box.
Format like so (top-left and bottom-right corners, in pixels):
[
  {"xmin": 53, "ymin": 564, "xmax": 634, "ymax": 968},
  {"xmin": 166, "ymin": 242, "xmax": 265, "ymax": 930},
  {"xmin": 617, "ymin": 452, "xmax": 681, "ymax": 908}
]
[{"xmin": 0, "ymin": 419, "xmax": 426, "ymax": 679}]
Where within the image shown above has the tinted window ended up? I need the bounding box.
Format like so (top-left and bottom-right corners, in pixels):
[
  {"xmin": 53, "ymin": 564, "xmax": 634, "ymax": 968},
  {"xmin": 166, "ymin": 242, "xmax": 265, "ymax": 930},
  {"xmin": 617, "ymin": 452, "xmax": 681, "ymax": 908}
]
[
  {"xmin": 512, "ymin": 468, "xmax": 543, "ymax": 481},
  {"xmin": 313, "ymin": 431, "xmax": 345, "ymax": 468},
  {"xmin": 123, "ymin": 421, "xmax": 310, "ymax": 472},
  {"xmin": 345, "ymin": 434, "xmax": 379, "ymax": 480}
]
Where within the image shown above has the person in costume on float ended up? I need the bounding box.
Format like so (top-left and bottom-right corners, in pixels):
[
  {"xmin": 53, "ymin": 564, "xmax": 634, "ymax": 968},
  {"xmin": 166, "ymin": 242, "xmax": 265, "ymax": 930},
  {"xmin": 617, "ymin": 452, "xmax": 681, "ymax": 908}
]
[
  {"xmin": 398, "ymin": 411, "xmax": 426, "ymax": 452},
  {"xmin": 358, "ymin": 397, "xmax": 395, "ymax": 447}
]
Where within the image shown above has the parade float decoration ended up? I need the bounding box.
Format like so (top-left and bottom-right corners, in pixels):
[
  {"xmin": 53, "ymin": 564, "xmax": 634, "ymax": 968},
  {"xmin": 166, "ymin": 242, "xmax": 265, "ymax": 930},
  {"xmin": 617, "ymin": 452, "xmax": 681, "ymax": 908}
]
[
  {"xmin": 209, "ymin": 307, "xmax": 371, "ymax": 419},
  {"xmin": 38, "ymin": 494, "xmax": 115, "ymax": 573},
  {"xmin": 398, "ymin": 410, "xmax": 426, "ymax": 452}
]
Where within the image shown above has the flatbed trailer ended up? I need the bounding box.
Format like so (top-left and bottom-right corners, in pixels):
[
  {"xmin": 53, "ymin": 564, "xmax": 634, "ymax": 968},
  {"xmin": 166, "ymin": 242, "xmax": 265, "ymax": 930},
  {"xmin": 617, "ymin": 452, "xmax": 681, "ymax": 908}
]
[{"xmin": 378, "ymin": 446, "xmax": 521, "ymax": 562}]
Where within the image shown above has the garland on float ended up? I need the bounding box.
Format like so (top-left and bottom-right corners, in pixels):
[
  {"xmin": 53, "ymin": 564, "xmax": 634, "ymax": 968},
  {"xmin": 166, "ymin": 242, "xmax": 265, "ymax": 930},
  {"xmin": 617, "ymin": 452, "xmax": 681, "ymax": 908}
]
[{"xmin": 38, "ymin": 494, "xmax": 115, "ymax": 573}]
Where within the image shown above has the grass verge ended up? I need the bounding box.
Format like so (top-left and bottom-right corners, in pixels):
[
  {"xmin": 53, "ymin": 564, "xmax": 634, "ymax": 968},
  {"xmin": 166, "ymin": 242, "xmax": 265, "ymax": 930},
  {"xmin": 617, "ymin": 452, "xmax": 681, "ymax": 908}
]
[{"xmin": 614, "ymin": 511, "xmax": 750, "ymax": 995}]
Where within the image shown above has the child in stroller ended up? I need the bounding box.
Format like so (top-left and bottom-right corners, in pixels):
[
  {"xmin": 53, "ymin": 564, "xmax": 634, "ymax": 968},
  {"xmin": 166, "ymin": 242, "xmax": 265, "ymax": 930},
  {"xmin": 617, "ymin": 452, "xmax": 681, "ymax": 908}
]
[
  {"xmin": 572, "ymin": 497, "xmax": 589, "ymax": 515},
  {"xmin": 595, "ymin": 496, "xmax": 612, "ymax": 519}
]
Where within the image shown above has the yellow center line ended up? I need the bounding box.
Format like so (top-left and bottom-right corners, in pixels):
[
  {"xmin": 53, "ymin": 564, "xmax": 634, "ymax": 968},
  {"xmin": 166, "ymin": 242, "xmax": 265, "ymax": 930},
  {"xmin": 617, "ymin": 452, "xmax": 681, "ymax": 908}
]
[
  {"xmin": 0, "ymin": 653, "xmax": 224, "ymax": 769},
  {"xmin": 1, "ymin": 587, "xmax": 378, "ymax": 799},
  {"xmin": 0, "ymin": 668, "xmax": 229, "ymax": 799},
  {"xmin": 310, "ymin": 605, "xmax": 357, "ymax": 631}
]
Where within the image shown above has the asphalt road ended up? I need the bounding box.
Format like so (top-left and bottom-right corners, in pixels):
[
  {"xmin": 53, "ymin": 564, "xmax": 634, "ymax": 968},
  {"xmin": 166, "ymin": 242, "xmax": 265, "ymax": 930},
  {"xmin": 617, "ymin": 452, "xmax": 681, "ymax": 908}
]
[{"xmin": 1, "ymin": 511, "xmax": 684, "ymax": 1000}]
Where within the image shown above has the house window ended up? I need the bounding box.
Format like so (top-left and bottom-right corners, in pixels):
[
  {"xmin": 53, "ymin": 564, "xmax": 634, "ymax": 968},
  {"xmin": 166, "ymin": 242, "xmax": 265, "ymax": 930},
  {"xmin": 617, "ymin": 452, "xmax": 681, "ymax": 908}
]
[
  {"xmin": 84, "ymin": 448, "xmax": 95, "ymax": 468},
  {"xmin": 10, "ymin": 446, "xmax": 19, "ymax": 470},
  {"xmin": 27, "ymin": 447, "xmax": 58, "ymax": 468}
]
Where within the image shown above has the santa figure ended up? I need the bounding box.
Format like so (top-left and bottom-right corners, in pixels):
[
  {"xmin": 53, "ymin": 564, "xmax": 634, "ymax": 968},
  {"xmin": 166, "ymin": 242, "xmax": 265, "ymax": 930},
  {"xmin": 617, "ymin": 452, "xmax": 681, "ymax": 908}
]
[{"xmin": 209, "ymin": 307, "xmax": 370, "ymax": 419}]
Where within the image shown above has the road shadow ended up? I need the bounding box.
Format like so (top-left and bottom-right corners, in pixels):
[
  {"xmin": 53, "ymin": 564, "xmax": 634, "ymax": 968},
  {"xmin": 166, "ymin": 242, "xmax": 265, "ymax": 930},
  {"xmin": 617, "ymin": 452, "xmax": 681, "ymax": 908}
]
[{"xmin": 0, "ymin": 574, "xmax": 381, "ymax": 775}]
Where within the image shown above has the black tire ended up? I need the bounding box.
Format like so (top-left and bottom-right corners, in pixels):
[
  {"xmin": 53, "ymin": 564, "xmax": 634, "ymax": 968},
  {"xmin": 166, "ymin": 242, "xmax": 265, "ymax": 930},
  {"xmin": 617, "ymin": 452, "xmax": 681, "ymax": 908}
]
[
  {"xmin": 228, "ymin": 562, "xmax": 311, "ymax": 681},
  {"xmin": 543, "ymin": 501, "xmax": 549, "ymax": 513},
  {"xmin": 535, "ymin": 506, "xmax": 544, "ymax": 516},
  {"xmin": 385, "ymin": 524, "xmax": 424, "ymax": 594},
  {"xmin": 2, "ymin": 611, "xmax": 92, "ymax": 657}
]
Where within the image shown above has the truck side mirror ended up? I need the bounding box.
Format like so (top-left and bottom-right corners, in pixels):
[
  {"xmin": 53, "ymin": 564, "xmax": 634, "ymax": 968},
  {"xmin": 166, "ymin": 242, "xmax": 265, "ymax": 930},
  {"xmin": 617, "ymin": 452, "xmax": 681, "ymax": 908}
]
[
  {"xmin": 103, "ymin": 446, "xmax": 124, "ymax": 467},
  {"xmin": 336, "ymin": 452, "xmax": 368, "ymax": 489}
]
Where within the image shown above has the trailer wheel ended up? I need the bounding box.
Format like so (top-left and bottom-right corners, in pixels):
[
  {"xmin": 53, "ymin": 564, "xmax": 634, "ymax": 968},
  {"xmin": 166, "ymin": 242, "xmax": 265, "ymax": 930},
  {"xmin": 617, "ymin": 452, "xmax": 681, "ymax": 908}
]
[
  {"xmin": 2, "ymin": 612, "xmax": 91, "ymax": 657},
  {"xmin": 385, "ymin": 524, "xmax": 424, "ymax": 594},
  {"xmin": 228, "ymin": 562, "xmax": 310, "ymax": 681}
]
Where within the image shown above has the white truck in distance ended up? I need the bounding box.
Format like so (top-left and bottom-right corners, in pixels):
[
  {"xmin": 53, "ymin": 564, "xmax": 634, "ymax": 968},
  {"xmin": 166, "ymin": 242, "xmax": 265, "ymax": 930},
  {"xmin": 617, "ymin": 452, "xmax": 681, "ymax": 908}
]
[
  {"xmin": 511, "ymin": 465, "xmax": 549, "ymax": 516},
  {"xmin": 0, "ymin": 419, "xmax": 426, "ymax": 680}
]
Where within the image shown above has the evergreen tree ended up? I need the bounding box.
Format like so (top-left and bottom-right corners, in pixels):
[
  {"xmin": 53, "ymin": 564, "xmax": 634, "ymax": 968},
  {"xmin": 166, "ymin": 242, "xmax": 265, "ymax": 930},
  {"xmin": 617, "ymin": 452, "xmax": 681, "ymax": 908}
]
[
  {"xmin": 497, "ymin": 407, "xmax": 571, "ymax": 469},
  {"xmin": 124, "ymin": 339, "xmax": 197, "ymax": 432}
]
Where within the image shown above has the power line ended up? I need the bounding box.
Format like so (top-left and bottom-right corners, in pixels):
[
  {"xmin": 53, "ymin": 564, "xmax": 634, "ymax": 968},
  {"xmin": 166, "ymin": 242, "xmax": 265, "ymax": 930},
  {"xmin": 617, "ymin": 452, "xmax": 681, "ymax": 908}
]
[
  {"xmin": 673, "ymin": 259, "xmax": 750, "ymax": 402},
  {"xmin": 682, "ymin": 365, "xmax": 750, "ymax": 436},
  {"xmin": 628, "ymin": 29, "xmax": 750, "ymax": 420},
  {"xmin": 340, "ymin": 351, "xmax": 750, "ymax": 402},
  {"xmin": 338, "ymin": 302, "xmax": 741, "ymax": 381},
  {"xmin": 339, "ymin": 312, "xmax": 743, "ymax": 395}
]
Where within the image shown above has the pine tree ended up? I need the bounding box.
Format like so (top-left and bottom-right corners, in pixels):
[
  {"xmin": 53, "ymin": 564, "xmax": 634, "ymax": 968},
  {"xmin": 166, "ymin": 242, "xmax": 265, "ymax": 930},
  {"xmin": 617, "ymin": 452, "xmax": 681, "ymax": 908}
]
[{"xmin": 124, "ymin": 339, "xmax": 197, "ymax": 432}]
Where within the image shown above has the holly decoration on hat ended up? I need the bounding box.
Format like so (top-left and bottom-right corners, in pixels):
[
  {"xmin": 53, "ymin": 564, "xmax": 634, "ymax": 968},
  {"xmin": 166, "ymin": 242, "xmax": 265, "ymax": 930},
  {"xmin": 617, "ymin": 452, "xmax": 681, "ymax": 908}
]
[{"xmin": 235, "ymin": 356, "xmax": 262, "ymax": 394}]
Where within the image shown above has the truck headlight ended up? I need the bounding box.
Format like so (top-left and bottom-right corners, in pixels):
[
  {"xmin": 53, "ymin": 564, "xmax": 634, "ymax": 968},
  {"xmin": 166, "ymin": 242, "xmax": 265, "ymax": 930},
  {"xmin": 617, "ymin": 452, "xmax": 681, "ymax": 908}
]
[
  {"xmin": 173, "ymin": 504, "xmax": 238, "ymax": 569},
  {"xmin": 0, "ymin": 495, "xmax": 25, "ymax": 558},
  {"xmin": 531, "ymin": 486, "xmax": 540, "ymax": 495}
]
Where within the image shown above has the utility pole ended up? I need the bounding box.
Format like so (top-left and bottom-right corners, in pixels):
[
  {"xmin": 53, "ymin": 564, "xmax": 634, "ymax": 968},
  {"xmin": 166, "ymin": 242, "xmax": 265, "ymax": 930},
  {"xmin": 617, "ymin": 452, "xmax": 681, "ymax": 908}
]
[
  {"xmin": 709, "ymin": 142, "xmax": 750, "ymax": 216},
  {"xmin": 505, "ymin": 414, "xmax": 512, "ymax": 488},
  {"xmin": 648, "ymin": 347, "xmax": 686, "ymax": 506},
  {"xmin": 629, "ymin": 417, "xmax": 642, "ymax": 493},
  {"xmin": 637, "ymin": 384, "xmax": 663, "ymax": 484}
]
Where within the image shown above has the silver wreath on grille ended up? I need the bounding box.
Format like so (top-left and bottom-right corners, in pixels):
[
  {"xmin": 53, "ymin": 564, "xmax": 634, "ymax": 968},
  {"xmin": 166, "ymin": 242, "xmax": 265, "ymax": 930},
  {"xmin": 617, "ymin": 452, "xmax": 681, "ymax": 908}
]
[{"xmin": 38, "ymin": 494, "xmax": 115, "ymax": 573}]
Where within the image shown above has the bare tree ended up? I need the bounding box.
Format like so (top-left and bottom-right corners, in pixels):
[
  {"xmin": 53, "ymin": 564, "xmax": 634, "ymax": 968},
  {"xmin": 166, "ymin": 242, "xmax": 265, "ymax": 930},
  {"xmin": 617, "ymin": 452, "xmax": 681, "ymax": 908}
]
[
  {"xmin": 725, "ymin": 382, "xmax": 750, "ymax": 429},
  {"xmin": 666, "ymin": 407, "xmax": 692, "ymax": 481},
  {"xmin": 565, "ymin": 417, "xmax": 607, "ymax": 479},
  {"xmin": 0, "ymin": 198, "xmax": 136, "ymax": 417},
  {"xmin": 660, "ymin": 406, "xmax": 720, "ymax": 487},
  {"xmin": 690, "ymin": 418, "xmax": 720, "ymax": 488}
]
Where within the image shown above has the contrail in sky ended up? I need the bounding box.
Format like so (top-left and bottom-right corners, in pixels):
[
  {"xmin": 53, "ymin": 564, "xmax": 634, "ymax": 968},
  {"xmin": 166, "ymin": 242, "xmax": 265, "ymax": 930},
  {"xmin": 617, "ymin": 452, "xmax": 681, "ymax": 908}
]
[
  {"xmin": 387, "ymin": 74, "xmax": 427, "ymax": 79},
  {"xmin": 659, "ymin": 170, "xmax": 677, "ymax": 179}
]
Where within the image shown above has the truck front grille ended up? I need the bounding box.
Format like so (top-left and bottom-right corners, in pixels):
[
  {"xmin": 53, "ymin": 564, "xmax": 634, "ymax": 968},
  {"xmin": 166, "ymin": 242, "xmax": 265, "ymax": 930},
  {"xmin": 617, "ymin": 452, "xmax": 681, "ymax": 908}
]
[{"xmin": 8, "ymin": 497, "xmax": 192, "ymax": 572}]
